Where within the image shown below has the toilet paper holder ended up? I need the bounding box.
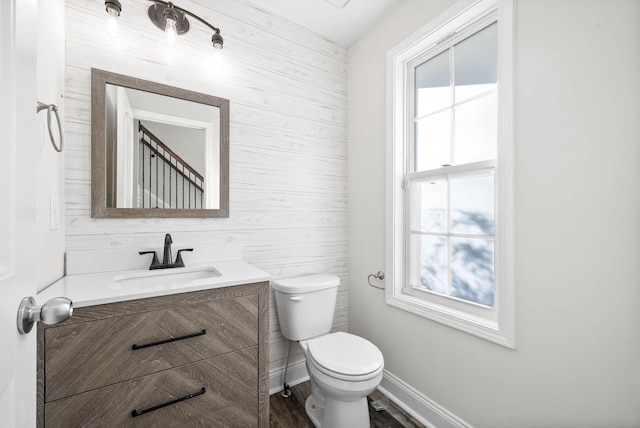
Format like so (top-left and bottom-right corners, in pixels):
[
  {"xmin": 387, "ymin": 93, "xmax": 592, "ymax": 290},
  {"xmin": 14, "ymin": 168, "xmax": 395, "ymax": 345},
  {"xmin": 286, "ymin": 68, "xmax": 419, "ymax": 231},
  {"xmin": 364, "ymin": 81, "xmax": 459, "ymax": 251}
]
[{"xmin": 367, "ymin": 271, "xmax": 385, "ymax": 290}]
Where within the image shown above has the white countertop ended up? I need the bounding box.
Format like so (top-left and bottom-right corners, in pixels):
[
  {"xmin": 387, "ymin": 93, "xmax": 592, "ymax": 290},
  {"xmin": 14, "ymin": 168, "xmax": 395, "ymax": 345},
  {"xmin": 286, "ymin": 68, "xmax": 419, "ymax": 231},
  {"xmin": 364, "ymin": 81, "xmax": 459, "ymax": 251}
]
[{"xmin": 37, "ymin": 260, "xmax": 272, "ymax": 308}]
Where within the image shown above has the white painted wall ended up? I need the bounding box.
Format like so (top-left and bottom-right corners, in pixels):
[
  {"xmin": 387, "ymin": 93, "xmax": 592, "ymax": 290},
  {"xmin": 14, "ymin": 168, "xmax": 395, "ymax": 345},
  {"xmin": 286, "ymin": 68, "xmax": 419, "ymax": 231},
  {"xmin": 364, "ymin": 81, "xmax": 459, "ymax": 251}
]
[
  {"xmin": 348, "ymin": 0, "xmax": 640, "ymax": 426},
  {"xmin": 64, "ymin": 0, "xmax": 348, "ymax": 372},
  {"xmin": 36, "ymin": 0, "xmax": 65, "ymax": 291}
]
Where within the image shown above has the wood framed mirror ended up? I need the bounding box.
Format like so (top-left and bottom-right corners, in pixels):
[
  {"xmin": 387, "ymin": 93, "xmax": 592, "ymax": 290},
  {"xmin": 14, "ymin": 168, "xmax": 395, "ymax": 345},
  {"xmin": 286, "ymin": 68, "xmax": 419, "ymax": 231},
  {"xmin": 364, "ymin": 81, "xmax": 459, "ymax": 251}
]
[{"xmin": 91, "ymin": 68, "xmax": 229, "ymax": 218}]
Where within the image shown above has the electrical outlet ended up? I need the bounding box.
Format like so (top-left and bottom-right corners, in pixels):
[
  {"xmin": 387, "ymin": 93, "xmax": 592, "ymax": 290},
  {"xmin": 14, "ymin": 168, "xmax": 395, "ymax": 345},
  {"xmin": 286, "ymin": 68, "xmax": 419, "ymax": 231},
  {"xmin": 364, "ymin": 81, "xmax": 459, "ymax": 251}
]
[{"xmin": 50, "ymin": 196, "xmax": 59, "ymax": 230}]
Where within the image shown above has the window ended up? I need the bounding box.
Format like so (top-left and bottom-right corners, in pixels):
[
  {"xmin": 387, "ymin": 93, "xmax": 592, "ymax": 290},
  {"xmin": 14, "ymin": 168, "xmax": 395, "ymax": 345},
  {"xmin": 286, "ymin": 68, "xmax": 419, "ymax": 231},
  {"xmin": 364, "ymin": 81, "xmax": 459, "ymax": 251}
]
[{"xmin": 386, "ymin": 0, "xmax": 514, "ymax": 347}]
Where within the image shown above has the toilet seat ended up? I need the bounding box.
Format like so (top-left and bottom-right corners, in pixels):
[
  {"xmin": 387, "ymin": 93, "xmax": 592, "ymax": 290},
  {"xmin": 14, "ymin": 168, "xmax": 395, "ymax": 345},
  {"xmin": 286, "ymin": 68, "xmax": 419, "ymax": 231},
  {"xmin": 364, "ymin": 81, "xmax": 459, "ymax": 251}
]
[{"xmin": 307, "ymin": 332, "xmax": 384, "ymax": 381}]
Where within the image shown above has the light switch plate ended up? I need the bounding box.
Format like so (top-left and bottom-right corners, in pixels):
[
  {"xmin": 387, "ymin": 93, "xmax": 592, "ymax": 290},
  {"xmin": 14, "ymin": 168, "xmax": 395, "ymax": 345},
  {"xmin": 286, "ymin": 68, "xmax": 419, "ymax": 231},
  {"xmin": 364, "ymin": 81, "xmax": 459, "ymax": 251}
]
[{"xmin": 50, "ymin": 196, "xmax": 60, "ymax": 230}]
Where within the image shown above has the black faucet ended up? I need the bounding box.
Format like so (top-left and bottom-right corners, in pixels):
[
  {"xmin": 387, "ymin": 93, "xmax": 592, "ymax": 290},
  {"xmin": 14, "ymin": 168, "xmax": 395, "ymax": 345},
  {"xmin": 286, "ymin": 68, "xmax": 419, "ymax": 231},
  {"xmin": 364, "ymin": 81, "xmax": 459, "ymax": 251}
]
[
  {"xmin": 163, "ymin": 233, "xmax": 173, "ymax": 265},
  {"xmin": 139, "ymin": 234, "xmax": 193, "ymax": 270}
]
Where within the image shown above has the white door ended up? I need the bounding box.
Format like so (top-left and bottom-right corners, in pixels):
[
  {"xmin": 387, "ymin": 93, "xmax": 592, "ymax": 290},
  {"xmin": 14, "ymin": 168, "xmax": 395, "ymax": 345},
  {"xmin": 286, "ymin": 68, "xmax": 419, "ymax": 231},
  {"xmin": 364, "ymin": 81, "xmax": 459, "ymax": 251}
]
[{"xmin": 0, "ymin": 0, "xmax": 39, "ymax": 426}]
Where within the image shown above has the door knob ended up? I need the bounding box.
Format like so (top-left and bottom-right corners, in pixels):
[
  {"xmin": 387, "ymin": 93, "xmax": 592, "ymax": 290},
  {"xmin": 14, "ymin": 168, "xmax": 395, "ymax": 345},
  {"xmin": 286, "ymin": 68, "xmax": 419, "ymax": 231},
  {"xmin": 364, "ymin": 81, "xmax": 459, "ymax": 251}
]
[{"xmin": 17, "ymin": 296, "xmax": 73, "ymax": 334}]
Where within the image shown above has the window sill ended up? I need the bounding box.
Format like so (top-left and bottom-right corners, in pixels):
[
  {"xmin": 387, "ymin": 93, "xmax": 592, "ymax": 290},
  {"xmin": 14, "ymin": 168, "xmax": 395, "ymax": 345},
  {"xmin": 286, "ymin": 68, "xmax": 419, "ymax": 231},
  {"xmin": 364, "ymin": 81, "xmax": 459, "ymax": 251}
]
[{"xmin": 386, "ymin": 288, "xmax": 514, "ymax": 348}]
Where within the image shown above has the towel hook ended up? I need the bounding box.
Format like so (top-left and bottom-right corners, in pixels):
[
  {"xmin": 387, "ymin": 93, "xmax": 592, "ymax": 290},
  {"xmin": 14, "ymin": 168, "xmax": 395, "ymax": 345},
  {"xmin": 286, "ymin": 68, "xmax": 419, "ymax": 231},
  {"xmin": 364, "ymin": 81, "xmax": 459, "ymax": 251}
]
[
  {"xmin": 36, "ymin": 101, "xmax": 64, "ymax": 153},
  {"xmin": 368, "ymin": 271, "xmax": 385, "ymax": 290}
]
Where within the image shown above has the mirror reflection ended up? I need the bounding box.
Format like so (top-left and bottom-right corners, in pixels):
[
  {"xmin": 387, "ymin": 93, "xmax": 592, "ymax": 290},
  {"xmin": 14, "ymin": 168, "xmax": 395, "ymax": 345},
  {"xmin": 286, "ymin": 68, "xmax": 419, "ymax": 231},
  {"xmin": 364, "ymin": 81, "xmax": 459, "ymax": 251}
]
[{"xmin": 106, "ymin": 85, "xmax": 220, "ymax": 210}]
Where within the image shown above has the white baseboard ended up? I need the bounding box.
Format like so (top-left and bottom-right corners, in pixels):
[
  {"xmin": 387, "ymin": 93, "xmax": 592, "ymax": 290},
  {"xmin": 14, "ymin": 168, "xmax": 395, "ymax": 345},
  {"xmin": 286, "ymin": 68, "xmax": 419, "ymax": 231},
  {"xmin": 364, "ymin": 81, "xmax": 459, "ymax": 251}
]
[
  {"xmin": 268, "ymin": 364, "xmax": 471, "ymax": 428},
  {"xmin": 269, "ymin": 360, "xmax": 310, "ymax": 395},
  {"xmin": 378, "ymin": 369, "xmax": 472, "ymax": 428}
]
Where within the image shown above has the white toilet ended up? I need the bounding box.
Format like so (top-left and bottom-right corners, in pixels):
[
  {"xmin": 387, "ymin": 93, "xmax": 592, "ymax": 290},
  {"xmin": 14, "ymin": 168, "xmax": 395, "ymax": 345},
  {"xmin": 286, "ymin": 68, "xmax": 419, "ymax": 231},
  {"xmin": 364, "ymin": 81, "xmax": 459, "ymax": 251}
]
[{"xmin": 272, "ymin": 274, "xmax": 384, "ymax": 428}]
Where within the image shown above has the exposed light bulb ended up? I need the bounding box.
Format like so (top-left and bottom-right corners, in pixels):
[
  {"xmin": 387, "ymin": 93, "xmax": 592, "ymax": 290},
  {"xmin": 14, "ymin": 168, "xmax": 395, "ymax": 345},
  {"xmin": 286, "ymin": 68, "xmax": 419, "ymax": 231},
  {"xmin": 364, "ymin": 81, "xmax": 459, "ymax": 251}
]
[
  {"xmin": 165, "ymin": 18, "xmax": 177, "ymax": 45},
  {"xmin": 209, "ymin": 48, "xmax": 225, "ymax": 78},
  {"xmin": 213, "ymin": 50, "xmax": 222, "ymax": 66},
  {"xmin": 107, "ymin": 15, "xmax": 119, "ymax": 37},
  {"xmin": 162, "ymin": 5, "xmax": 180, "ymax": 46}
]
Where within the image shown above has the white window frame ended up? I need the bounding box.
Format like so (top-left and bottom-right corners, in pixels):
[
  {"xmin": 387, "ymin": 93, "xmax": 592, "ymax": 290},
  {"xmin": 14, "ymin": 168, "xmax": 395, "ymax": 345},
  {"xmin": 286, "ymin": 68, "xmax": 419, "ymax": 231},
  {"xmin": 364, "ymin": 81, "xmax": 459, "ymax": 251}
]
[{"xmin": 385, "ymin": 0, "xmax": 515, "ymax": 348}]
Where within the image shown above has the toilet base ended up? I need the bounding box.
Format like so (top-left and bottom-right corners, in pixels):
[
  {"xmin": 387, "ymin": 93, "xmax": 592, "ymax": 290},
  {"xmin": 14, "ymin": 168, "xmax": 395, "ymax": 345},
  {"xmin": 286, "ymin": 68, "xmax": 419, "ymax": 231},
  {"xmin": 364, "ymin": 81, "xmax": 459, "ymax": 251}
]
[
  {"xmin": 305, "ymin": 393, "xmax": 370, "ymax": 428},
  {"xmin": 305, "ymin": 394, "xmax": 324, "ymax": 428}
]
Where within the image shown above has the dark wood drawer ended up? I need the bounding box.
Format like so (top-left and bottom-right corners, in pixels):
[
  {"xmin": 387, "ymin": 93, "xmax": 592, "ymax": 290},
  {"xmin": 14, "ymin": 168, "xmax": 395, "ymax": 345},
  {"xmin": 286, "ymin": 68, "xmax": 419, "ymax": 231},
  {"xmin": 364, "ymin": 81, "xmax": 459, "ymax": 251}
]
[
  {"xmin": 44, "ymin": 347, "xmax": 259, "ymax": 427},
  {"xmin": 45, "ymin": 295, "xmax": 258, "ymax": 401}
]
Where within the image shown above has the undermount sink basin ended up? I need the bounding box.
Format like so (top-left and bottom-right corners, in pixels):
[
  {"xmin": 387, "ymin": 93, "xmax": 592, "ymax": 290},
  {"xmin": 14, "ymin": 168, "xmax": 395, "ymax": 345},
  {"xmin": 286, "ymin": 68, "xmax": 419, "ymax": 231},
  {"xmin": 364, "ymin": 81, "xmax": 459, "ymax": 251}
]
[{"xmin": 109, "ymin": 267, "xmax": 222, "ymax": 290}]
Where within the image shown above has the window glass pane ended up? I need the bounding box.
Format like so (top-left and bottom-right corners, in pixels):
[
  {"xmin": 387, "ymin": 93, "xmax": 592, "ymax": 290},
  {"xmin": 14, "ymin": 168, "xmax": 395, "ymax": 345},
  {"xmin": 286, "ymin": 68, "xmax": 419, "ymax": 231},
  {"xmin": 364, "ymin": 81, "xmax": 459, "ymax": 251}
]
[
  {"xmin": 451, "ymin": 237, "xmax": 494, "ymax": 306},
  {"xmin": 451, "ymin": 174, "xmax": 494, "ymax": 235},
  {"xmin": 454, "ymin": 22, "xmax": 497, "ymax": 103},
  {"xmin": 418, "ymin": 180, "xmax": 447, "ymax": 232},
  {"xmin": 454, "ymin": 93, "xmax": 497, "ymax": 164},
  {"xmin": 415, "ymin": 110, "xmax": 451, "ymax": 171},
  {"xmin": 416, "ymin": 235, "xmax": 447, "ymax": 294},
  {"xmin": 415, "ymin": 50, "xmax": 451, "ymax": 117}
]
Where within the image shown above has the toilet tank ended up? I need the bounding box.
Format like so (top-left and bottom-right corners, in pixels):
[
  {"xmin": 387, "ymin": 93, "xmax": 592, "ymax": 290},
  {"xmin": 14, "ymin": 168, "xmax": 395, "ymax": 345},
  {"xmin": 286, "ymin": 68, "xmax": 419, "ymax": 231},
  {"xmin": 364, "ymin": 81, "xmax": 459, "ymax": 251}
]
[{"xmin": 272, "ymin": 274, "xmax": 339, "ymax": 341}]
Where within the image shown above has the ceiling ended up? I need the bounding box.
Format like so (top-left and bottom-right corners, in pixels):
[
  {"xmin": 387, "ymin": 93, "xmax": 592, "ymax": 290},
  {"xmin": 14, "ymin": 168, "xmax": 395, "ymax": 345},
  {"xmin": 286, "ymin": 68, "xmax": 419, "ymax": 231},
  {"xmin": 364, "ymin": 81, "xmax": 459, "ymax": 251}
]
[{"xmin": 243, "ymin": 0, "xmax": 403, "ymax": 47}]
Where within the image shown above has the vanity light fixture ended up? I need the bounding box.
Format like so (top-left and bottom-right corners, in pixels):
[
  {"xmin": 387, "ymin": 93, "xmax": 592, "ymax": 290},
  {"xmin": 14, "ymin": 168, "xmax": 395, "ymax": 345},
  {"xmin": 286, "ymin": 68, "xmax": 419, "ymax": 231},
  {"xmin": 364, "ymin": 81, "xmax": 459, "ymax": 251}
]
[{"xmin": 104, "ymin": 0, "xmax": 224, "ymax": 50}]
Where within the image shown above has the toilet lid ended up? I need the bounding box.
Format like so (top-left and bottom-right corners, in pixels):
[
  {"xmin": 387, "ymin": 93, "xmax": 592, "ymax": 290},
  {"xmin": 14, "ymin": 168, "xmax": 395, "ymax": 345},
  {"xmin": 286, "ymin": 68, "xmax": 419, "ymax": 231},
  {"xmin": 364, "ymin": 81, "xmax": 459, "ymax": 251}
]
[{"xmin": 307, "ymin": 332, "xmax": 383, "ymax": 377}]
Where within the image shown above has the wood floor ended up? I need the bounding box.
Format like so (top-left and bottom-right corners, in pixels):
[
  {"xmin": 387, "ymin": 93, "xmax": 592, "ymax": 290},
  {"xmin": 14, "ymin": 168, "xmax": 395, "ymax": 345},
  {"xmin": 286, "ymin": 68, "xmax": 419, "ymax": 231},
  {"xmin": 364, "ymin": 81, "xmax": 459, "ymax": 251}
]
[{"xmin": 269, "ymin": 382, "xmax": 427, "ymax": 428}]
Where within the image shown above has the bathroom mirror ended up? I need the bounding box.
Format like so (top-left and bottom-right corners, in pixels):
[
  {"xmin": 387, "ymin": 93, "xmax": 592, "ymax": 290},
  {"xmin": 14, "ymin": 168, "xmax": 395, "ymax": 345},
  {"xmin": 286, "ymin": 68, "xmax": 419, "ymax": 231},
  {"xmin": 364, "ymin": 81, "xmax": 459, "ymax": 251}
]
[{"xmin": 91, "ymin": 68, "xmax": 229, "ymax": 218}]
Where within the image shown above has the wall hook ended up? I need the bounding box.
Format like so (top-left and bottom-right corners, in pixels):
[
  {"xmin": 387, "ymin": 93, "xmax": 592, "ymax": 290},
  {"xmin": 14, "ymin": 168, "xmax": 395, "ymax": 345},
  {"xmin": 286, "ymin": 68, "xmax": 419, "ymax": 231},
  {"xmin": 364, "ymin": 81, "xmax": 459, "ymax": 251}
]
[
  {"xmin": 37, "ymin": 101, "xmax": 64, "ymax": 152},
  {"xmin": 367, "ymin": 270, "xmax": 385, "ymax": 290}
]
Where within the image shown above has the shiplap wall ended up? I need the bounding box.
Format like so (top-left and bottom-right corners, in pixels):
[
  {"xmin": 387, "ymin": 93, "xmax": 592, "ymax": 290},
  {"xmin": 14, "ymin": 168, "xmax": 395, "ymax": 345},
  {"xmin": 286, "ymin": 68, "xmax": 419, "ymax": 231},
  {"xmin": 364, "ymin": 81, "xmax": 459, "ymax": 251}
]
[{"xmin": 64, "ymin": 0, "xmax": 348, "ymax": 372}]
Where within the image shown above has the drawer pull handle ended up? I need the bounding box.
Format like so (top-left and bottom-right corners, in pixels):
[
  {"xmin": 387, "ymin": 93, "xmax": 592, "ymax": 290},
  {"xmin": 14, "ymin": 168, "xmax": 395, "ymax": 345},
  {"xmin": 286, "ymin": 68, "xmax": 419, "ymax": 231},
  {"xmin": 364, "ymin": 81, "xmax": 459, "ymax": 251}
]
[
  {"xmin": 131, "ymin": 387, "xmax": 206, "ymax": 417},
  {"xmin": 131, "ymin": 329, "xmax": 206, "ymax": 350}
]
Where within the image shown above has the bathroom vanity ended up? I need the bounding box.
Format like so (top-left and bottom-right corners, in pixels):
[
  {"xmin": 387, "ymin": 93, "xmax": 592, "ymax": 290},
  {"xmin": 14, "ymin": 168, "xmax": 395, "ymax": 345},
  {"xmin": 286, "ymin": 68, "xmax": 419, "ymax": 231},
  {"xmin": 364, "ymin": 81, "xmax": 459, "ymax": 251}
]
[{"xmin": 36, "ymin": 246, "xmax": 270, "ymax": 427}]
